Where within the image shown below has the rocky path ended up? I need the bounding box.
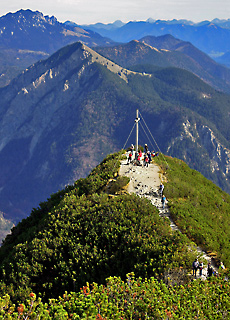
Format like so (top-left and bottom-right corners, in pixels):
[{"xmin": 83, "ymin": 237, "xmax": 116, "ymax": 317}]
[{"xmin": 119, "ymin": 153, "xmax": 218, "ymax": 279}]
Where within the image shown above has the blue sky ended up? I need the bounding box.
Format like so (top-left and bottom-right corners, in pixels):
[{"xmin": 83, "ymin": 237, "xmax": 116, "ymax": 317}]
[{"xmin": 1, "ymin": 0, "xmax": 230, "ymax": 24}]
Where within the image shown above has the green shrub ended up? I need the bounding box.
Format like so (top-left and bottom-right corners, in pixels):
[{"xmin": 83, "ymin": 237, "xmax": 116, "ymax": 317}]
[
  {"xmin": 154, "ymin": 154, "xmax": 230, "ymax": 267},
  {"xmin": 108, "ymin": 176, "xmax": 130, "ymax": 194},
  {"xmin": 0, "ymin": 272, "xmax": 229, "ymax": 319}
]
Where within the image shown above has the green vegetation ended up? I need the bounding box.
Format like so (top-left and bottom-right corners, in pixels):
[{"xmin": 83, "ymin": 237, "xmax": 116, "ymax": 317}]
[
  {"xmin": 155, "ymin": 154, "xmax": 230, "ymax": 266},
  {"xmin": 2, "ymin": 43, "xmax": 230, "ymax": 225},
  {"xmin": 1, "ymin": 151, "xmax": 230, "ymax": 318},
  {"xmin": 108, "ymin": 176, "xmax": 130, "ymax": 194},
  {"xmin": 0, "ymin": 151, "xmax": 194, "ymax": 304},
  {"xmin": 0, "ymin": 272, "xmax": 229, "ymax": 319}
]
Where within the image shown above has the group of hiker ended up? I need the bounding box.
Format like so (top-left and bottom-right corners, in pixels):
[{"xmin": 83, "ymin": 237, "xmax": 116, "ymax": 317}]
[
  {"xmin": 127, "ymin": 144, "xmax": 158, "ymax": 167},
  {"xmin": 192, "ymin": 259, "xmax": 224, "ymax": 278},
  {"xmin": 127, "ymin": 144, "xmax": 166, "ymax": 209},
  {"xmin": 192, "ymin": 259, "xmax": 204, "ymax": 278}
]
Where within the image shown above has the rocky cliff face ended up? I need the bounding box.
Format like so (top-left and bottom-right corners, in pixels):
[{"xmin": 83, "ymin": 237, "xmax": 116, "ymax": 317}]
[
  {"xmin": 167, "ymin": 119, "xmax": 230, "ymax": 190},
  {"xmin": 199, "ymin": 125, "xmax": 230, "ymax": 175}
]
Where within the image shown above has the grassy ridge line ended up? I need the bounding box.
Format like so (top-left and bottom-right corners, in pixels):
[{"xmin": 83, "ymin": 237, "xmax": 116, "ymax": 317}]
[
  {"xmin": 0, "ymin": 151, "xmax": 195, "ymax": 302},
  {"xmin": 154, "ymin": 154, "xmax": 230, "ymax": 267}
]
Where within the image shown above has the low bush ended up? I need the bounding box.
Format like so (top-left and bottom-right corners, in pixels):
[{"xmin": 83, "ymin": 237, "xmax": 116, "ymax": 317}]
[
  {"xmin": 108, "ymin": 176, "xmax": 130, "ymax": 194},
  {"xmin": 0, "ymin": 272, "xmax": 229, "ymax": 319},
  {"xmin": 154, "ymin": 154, "xmax": 230, "ymax": 267}
]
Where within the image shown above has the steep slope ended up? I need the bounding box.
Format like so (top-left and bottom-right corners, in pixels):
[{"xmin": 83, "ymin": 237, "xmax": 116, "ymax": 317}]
[
  {"xmin": 215, "ymin": 51, "xmax": 230, "ymax": 68},
  {"xmin": 0, "ymin": 42, "xmax": 136, "ymax": 221},
  {"xmin": 0, "ymin": 48, "xmax": 49, "ymax": 87},
  {"xmin": 1, "ymin": 41, "xmax": 230, "ymax": 224},
  {"xmin": 95, "ymin": 38, "xmax": 230, "ymax": 93}
]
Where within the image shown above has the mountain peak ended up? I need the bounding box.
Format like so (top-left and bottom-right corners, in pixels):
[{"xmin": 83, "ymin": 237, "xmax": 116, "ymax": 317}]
[
  {"xmin": 3, "ymin": 9, "xmax": 58, "ymax": 26},
  {"xmin": 0, "ymin": 9, "xmax": 114, "ymax": 54}
]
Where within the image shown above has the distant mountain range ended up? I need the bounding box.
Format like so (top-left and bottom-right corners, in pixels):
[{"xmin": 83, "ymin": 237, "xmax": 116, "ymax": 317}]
[
  {"xmin": 81, "ymin": 19, "xmax": 230, "ymax": 59},
  {"xmin": 1, "ymin": 41, "xmax": 230, "ymax": 224},
  {"xmin": 82, "ymin": 18, "xmax": 230, "ymax": 32},
  {"xmin": 0, "ymin": 10, "xmax": 230, "ymax": 89},
  {"xmin": 0, "ymin": 9, "xmax": 114, "ymax": 53}
]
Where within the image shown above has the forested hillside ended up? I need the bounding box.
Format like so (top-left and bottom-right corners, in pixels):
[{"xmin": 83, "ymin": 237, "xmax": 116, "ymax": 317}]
[{"xmin": 0, "ymin": 151, "xmax": 229, "ymax": 318}]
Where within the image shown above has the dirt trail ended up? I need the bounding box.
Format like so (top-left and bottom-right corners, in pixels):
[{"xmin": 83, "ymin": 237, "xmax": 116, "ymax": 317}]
[{"xmin": 119, "ymin": 153, "xmax": 218, "ymax": 279}]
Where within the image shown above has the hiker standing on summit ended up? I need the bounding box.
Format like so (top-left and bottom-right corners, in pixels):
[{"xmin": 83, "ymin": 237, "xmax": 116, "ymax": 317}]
[
  {"xmin": 144, "ymin": 154, "xmax": 149, "ymax": 167},
  {"xmin": 127, "ymin": 151, "xmax": 132, "ymax": 164},
  {"xmin": 147, "ymin": 151, "xmax": 151, "ymax": 164}
]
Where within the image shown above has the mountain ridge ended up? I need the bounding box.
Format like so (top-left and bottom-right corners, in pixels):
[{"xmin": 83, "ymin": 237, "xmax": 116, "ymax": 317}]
[
  {"xmin": 0, "ymin": 9, "xmax": 115, "ymax": 53},
  {"xmin": 95, "ymin": 36, "xmax": 230, "ymax": 93},
  {"xmin": 0, "ymin": 9, "xmax": 116, "ymax": 87},
  {"xmin": 0, "ymin": 41, "xmax": 230, "ymax": 225}
]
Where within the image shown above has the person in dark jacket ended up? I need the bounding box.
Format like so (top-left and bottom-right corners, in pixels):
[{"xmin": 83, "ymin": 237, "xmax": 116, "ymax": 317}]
[
  {"xmin": 192, "ymin": 259, "xmax": 199, "ymax": 277},
  {"xmin": 147, "ymin": 151, "xmax": 151, "ymax": 164},
  {"xmin": 159, "ymin": 183, "xmax": 164, "ymax": 196},
  {"xmin": 199, "ymin": 261, "xmax": 203, "ymax": 276},
  {"xmin": 207, "ymin": 262, "xmax": 213, "ymax": 277}
]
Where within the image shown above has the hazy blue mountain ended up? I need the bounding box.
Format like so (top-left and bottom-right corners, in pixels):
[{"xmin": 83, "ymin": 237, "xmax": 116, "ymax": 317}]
[
  {"xmin": 80, "ymin": 20, "xmax": 125, "ymax": 32},
  {"xmin": 211, "ymin": 18, "xmax": 230, "ymax": 29},
  {"xmin": 215, "ymin": 51, "xmax": 230, "ymax": 68},
  {"xmin": 84, "ymin": 20, "xmax": 230, "ymax": 56}
]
